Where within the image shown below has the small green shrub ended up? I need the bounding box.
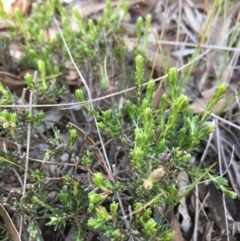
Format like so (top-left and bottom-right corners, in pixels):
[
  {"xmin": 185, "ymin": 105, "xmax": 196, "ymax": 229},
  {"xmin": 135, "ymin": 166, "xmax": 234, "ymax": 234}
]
[
  {"xmin": 19, "ymin": 63, "xmax": 235, "ymax": 241},
  {"xmin": 0, "ymin": 1, "xmax": 236, "ymax": 240}
]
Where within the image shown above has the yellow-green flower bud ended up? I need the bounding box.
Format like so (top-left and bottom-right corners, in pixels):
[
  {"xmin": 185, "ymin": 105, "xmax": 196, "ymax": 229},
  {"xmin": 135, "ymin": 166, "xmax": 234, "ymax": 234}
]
[
  {"xmin": 110, "ymin": 201, "xmax": 119, "ymax": 214},
  {"xmin": 143, "ymin": 179, "xmax": 153, "ymax": 190},
  {"xmin": 10, "ymin": 122, "xmax": 16, "ymax": 128},
  {"xmin": 0, "ymin": 116, "xmax": 7, "ymax": 125},
  {"xmin": 143, "ymin": 167, "xmax": 166, "ymax": 190},
  {"xmin": 168, "ymin": 67, "xmax": 178, "ymax": 84},
  {"xmin": 75, "ymin": 89, "xmax": 84, "ymax": 101},
  {"xmin": 10, "ymin": 113, "xmax": 17, "ymax": 123},
  {"xmin": 3, "ymin": 122, "xmax": 9, "ymax": 129},
  {"xmin": 215, "ymin": 83, "xmax": 227, "ymax": 98},
  {"xmin": 148, "ymin": 167, "xmax": 166, "ymax": 181}
]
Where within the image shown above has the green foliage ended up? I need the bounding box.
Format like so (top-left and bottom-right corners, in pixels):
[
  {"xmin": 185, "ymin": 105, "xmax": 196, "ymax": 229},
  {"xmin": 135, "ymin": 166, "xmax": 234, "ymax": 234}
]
[
  {"xmin": 93, "ymin": 58, "xmax": 235, "ymax": 239},
  {"xmin": 21, "ymin": 171, "xmax": 89, "ymax": 233},
  {"xmin": 0, "ymin": 83, "xmax": 18, "ymax": 105},
  {"xmin": 24, "ymin": 62, "xmax": 66, "ymax": 102},
  {"xmin": 0, "ymin": 0, "xmax": 236, "ymax": 240},
  {"xmin": 58, "ymin": 0, "xmax": 130, "ymax": 76},
  {"xmin": 135, "ymin": 14, "xmax": 152, "ymax": 57}
]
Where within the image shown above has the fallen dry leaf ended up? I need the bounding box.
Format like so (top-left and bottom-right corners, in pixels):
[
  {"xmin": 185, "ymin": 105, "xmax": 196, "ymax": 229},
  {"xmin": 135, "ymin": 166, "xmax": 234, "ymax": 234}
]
[
  {"xmin": 0, "ymin": 203, "xmax": 21, "ymax": 241},
  {"xmin": 0, "ymin": 71, "xmax": 26, "ymax": 88},
  {"xmin": 0, "ymin": 19, "xmax": 11, "ymax": 29},
  {"xmin": 183, "ymin": 3, "xmax": 202, "ymax": 34},
  {"xmin": 170, "ymin": 212, "xmax": 185, "ymax": 241},
  {"xmin": 177, "ymin": 172, "xmax": 192, "ymax": 237},
  {"xmin": 183, "ymin": 0, "xmax": 214, "ymax": 11},
  {"xmin": 2, "ymin": 0, "xmax": 16, "ymax": 13},
  {"xmin": 2, "ymin": 0, "xmax": 30, "ymax": 16}
]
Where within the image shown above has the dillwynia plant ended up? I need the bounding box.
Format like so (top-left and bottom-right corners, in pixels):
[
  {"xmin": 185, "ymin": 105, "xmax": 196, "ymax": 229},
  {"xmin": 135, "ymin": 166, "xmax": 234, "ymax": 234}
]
[
  {"xmin": 72, "ymin": 54, "xmax": 236, "ymax": 240},
  {"xmin": 0, "ymin": 1, "xmax": 237, "ymax": 240},
  {"xmin": 2, "ymin": 58, "xmax": 235, "ymax": 240},
  {"xmin": 19, "ymin": 54, "xmax": 236, "ymax": 240}
]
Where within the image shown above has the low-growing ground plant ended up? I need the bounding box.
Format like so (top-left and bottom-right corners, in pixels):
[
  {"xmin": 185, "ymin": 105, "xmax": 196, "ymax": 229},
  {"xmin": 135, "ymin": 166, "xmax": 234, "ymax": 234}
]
[
  {"xmin": 6, "ymin": 63, "xmax": 232, "ymax": 241},
  {"xmin": 0, "ymin": 0, "xmax": 238, "ymax": 241},
  {"xmin": 1, "ymin": 64, "xmax": 234, "ymax": 240}
]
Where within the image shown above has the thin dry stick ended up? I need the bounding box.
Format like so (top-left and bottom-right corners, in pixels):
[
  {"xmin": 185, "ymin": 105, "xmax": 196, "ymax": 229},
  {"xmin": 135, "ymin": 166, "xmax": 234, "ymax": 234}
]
[
  {"xmin": 52, "ymin": 16, "xmax": 132, "ymax": 235},
  {"xmin": 19, "ymin": 71, "xmax": 37, "ymax": 237},
  {"xmin": 211, "ymin": 113, "xmax": 240, "ymax": 130},
  {"xmin": 194, "ymin": 191, "xmax": 210, "ymax": 222},
  {"xmin": 12, "ymin": 168, "xmax": 23, "ymax": 188},
  {"xmin": 193, "ymin": 184, "xmax": 199, "ymax": 241},
  {"xmin": 215, "ymin": 118, "xmax": 230, "ymax": 241},
  {"xmin": 136, "ymin": 38, "xmax": 240, "ymax": 51},
  {"xmin": 176, "ymin": 0, "xmax": 183, "ymax": 68},
  {"xmin": 224, "ymin": 39, "xmax": 240, "ymax": 84}
]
